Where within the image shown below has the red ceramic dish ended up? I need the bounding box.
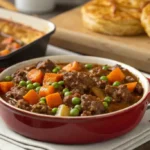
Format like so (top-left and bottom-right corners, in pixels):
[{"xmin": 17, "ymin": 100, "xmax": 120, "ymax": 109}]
[{"xmin": 0, "ymin": 56, "xmax": 149, "ymax": 144}]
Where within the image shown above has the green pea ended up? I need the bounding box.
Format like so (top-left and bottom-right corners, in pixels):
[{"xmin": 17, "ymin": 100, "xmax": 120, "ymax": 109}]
[
  {"xmin": 103, "ymin": 102, "xmax": 108, "ymax": 109},
  {"xmin": 74, "ymin": 105, "xmax": 82, "ymax": 112},
  {"xmin": 63, "ymin": 88, "xmax": 69, "ymax": 93},
  {"xmin": 104, "ymin": 96, "xmax": 112, "ymax": 103},
  {"xmin": 85, "ymin": 64, "xmax": 93, "ymax": 69},
  {"xmin": 58, "ymin": 81, "xmax": 64, "ymax": 85},
  {"xmin": 100, "ymin": 76, "xmax": 108, "ymax": 82},
  {"xmin": 26, "ymin": 81, "xmax": 32, "ymax": 84},
  {"xmin": 40, "ymin": 97, "xmax": 46, "ymax": 104},
  {"xmin": 52, "ymin": 108, "xmax": 58, "ymax": 115},
  {"xmin": 33, "ymin": 82, "xmax": 40, "ymax": 88},
  {"xmin": 52, "ymin": 68, "xmax": 59, "ymax": 73},
  {"xmin": 40, "ymin": 100, "xmax": 46, "ymax": 104},
  {"xmin": 19, "ymin": 80, "xmax": 26, "ymax": 87},
  {"xmin": 52, "ymin": 82, "xmax": 59, "ymax": 88},
  {"xmin": 4, "ymin": 75, "xmax": 12, "ymax": 81},
  {"xmin": 64, "ymin": 91, "xmax": 72, "ymax": 96},
  {"xmin": 72, "ymin": 97, "xmax": 81, "ymax": 105},
  {"xmin": 56, "ymin": 66, "xmax": 61, "ymax": 70},
  {"xmin": 113, "ymin": 81, "xmax": 121, "ymax": 87},
  {"xmin": 27, "ymin": 83, "xmax": 34, "ymax": 90},
  {"xmin": 102, "ymin": 65, "xmax": 109, "ymax": 70},
  {"xmin": 40, "ymin": 97, "xmax": 46, "ymax": 101},
  {"xmin": 70, "ymin": 108, "xmax": 80, "ymax": 116},
  {"xmin": 35, "ymin": 86, "xmax": 41, "ymax": 92}
]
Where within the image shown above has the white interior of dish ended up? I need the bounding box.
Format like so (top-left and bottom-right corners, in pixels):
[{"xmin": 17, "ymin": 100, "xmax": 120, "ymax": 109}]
[
  {"xmin": 0, "ymin": 56, "xmax": 149, "ymax": 118},
  {"xmin": 0, "ymin": 8, "xmax": 55, "ymax": 33}
]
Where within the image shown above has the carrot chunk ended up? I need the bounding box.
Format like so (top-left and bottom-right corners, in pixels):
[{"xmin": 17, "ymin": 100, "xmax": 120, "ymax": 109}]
[
  {"xmin": 0, "ymin": 82, "xmax": 14, "ymax": 93},
  {"xmin": 11, "ymin": 43, "xmax": 21, "ymax": 50},
  {"xmin": 39, "ymin": 85, "xmax": 55, "ymax": 97},
  {"xmin": 43, "ymin": 73, "xmax": 63, "ymax": 85},
  {"xmin": 27, "ymin": 69, "xmax": 44, "ymax": 84},
  {"xmin": 107, "ymin": 67, "xmax": 125, "ymax": 83},
  {"xmin": 0, "ymin": 49, "xmax": 10, "ymax": 56},
  {"xmin": 2, "ymin": 37, "xmax": 14, "ymax": 44},
  {"xmin": 62, "ymin": 61, "xmax": 82, "ymax": 72},
  {"xmin": 125, "ymin": 82, "xmax": 137, "ymax": 92},
  {"xmin": 23, "ymin": 90, "xmax": 39, "ymax": 105},
  {"xmin": 46, "ymin": 92, "xmax": 63, "ymax": 108}
]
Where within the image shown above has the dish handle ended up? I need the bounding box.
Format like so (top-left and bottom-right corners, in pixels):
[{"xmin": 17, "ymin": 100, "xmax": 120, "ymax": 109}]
[
  {"xmin": 0, "ymin": 68, "xmax": 5, "ymax": 72},
  {"xmin": 146, "ymin": 77, "xmax": 150, "ymax": 109}
]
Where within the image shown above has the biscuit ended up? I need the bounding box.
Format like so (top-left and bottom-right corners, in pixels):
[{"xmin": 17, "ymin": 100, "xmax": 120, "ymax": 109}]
[
  {"xmin": 115, "ymin": 0, "xmax": 150, "ymax": 9},
  {"xmin": 141, "ymin": 3, "xmax": 150, "ymax": 37},
  {"xmin": 81, "ymin": 0, "xmax": 144, "ymax": 36}
]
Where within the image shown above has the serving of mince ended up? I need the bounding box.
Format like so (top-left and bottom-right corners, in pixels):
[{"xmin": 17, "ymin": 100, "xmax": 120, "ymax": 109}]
[
  {"xmin": 0, "ymin": 18, "xmax": 44, "ymax": 57},
  {"xmin": 0, "ymin": 59, "xmax": 143, "ymax": 117}
]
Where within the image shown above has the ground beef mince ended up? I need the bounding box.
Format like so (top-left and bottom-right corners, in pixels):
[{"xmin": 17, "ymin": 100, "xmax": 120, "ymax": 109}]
[
  {"xmin": 16, "ymin": 99, "xmax": 31, "ymax": 111},
  {"xmin": 89, "ymin": 66, "xmax": 109, "ymax": 77},
  {"xmin": 8, "ymin": 98, "xmax": 17, "ymax": 106},
  {"xmin": 81, "ymin": 110, "xmax": 92, "ymax": 116},
  {"xmin": 63, "ymin": 93, "xmax": 81, "ymax": 107},
  {"xmin": 12, "ymin": 69, "xmax": 27, "ymax": 83},
  {"xmin": 31, "ymin": 103, "xmax": 52, "ymax": 114},
  {"xmin": 36, "ymin": 59, "xmax": 56, "ymax": 72},
  {"xmin": 89, "ymin": 66, "xmax": 102, "ymax": 77},
  {"xmin": 109, "ymin": 64, "xmax": 123, "ymax": 71},
  {"xmin": 63, "ymin": 72, "xmax": 95, "ymax": 94},
  {"xmin": 25, "ymin": 64, "xmax": 36, "ymax": 71},
  {"xmin": 6, "ymin": 86, "xmax": 27, "ymax": 100},
  {"xmin": 105, "ymin": 85, "xmax": 134, "ymax": 103},
  {"xmin": 81, "ymin": 94, "xmax": 105, "ymax": 116},
  {"xmin": 92, "ymin": 77, "xmax": 107, "ymax": 89},
  {"xmin": 0, "ymin": 59, "xmax": 144, "ymax": 117},
  {"xmin": 135, "ymin": 83, "xmax": 143, "ymax": 95},
  {"xmin": 125, "ymin": 76, "xmax": 135, "ymax": 82}
]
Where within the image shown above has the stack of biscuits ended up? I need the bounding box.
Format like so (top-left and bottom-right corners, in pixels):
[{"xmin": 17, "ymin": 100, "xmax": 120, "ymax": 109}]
[{"xmin": 81, "ymin": 0, "xmax": 150, "ymax": 36}]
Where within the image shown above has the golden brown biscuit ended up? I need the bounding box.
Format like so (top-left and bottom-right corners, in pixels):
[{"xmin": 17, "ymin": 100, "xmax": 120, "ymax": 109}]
[
  {"xmin": 0, "ymin": 0, "xmax": 17, "ymax": 11},
  {"xmin": 141, "ymin": 3, "xmax": 150, "ymax": 37},
  {"xmin": 116, "ymin": 0, "xmax": 150, "ymax": 19},
  {"xmin": 115, "ymin": 0, "xmax": 150, "ymax": 9},
  {"xmin": 81, "ymin": 0, "xmax": 144, "ymax": 36}
]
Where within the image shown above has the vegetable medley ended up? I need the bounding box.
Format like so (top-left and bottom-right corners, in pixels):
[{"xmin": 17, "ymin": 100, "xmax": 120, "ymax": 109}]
[
  {"xmin": 0, "ymin": 59, "xmax": 143, "ymax": 117},
  {"xmin": 0, "ymin": 32, "xmax": 24, "ymax": 56}
]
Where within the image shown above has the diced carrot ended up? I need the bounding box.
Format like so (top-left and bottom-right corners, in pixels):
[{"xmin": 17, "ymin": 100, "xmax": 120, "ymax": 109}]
[
  {"xmin": 23, "ymin": 90, "xmax": 39, "ymax": 105},
  {"xmin": 39, "ymin": 85, "xmax": 55, "ymax": 97},
  {"xmin": 2, "ymin": 37, "xmax": 14, "ymax": 44},
  {"xmin": 46, "ymin": 92, "xmax": 63, "ymax": 108},
  {"xmin": 0, "ymin": 82, "xmax": 14, "ymax": 93},
  {"xmin": 62, "ymin": 61, "xmax": 82, "ymax": 72},
  {"xmin": 0, "ymin": 49, "xmax": 10, "ymax": 56},
  {"xmin": 107, "ymin": 67, "xmax": 125, "ymax": 83},
  {"xmin": 11, "ymin": 43, "xmax": 21, "ymax": 50},
  {"xmin": 125, "ymin": 82, "xmax": 137, "ymax": 92},
  {"xmin": 27, "ymin": 69, "xmax": 44, "ymax": 84},
  {"xmin": 43, "ymin": 73, "xmax": 63, "ymax": 85}
]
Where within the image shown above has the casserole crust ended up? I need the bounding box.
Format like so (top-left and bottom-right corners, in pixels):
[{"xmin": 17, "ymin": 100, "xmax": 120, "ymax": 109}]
[{"xmin": 0, "ymin": 18, "xmax": 44, "ymax": 44}]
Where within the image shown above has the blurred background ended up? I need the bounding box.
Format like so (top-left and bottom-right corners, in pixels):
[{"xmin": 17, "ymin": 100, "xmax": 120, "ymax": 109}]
[{"xmin": 3, "ymin": 0, "xmax": 88, "ymax": 19}]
